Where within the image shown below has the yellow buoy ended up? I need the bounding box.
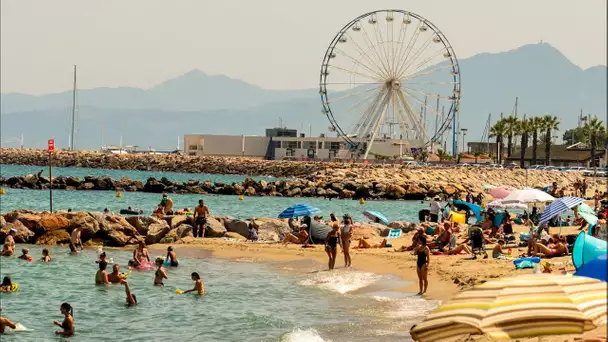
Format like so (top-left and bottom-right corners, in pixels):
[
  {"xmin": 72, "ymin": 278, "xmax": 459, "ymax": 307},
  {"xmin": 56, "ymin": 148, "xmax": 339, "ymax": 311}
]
[
  {"xmin": 116, "ymin": 191, "xmax": 122, "ymax": 198},
  {"xmin": 238, "ymin": 195, "xmax": 244, "ymax": 201},
  {"xmin": 0, "ymin": 188, "xmax": 5, "ymax": 195},
  {"xmin": 359, "ymin": 198, "xmax": 365, "ymax": 205}
]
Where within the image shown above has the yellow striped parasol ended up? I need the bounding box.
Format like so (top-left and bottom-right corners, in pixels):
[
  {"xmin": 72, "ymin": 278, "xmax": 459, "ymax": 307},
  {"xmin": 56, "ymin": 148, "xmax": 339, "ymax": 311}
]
[{"xmin": 410, "ymin": 274, "xmax": 607, "ymax": 341}]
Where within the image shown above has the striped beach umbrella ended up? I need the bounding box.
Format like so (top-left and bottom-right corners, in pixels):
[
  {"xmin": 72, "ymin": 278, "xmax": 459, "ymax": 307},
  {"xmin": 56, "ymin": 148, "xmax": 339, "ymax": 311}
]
[
  {"xmin": 410, "ymin": 274, "xmax": 607, "ymax": 341},
  {"xmin": 362, "ymin": 210, "xmax": 389, "ymax": 225},
  {"xmin": 278, "ymin": 204, "xmax": 320, "ymax": 219},
  {"xmin": 539, "ymin": 196, "xmax": 584, "ymax": 225}
]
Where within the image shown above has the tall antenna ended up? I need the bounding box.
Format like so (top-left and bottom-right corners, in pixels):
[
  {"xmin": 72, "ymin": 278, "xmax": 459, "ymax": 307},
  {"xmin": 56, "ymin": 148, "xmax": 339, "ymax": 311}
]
[{"xmin": 70, "ymin": 65, "xmax": 77, "ymax": 150}]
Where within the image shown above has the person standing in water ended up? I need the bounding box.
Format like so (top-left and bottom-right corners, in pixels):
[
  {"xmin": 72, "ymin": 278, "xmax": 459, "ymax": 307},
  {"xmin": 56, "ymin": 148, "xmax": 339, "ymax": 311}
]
[
  {"xmin": 414, "ymin": 235, "xmax": 430, "ymax": 295},
  {"xmin": 160, "ymin": 193, "xmax": 174, "ymax": 215},
  {"xmin": 182, "ymin": 272, "xmax": 204, "ymax": 295},
  {"xmin": 1, "ymin": 229, "xmax": 16, "ymax": 256},
  {"xmin": 153, "ymin": 258, "xmax": 168, "ymax": 286},
  {"xmin": 95, "ymin": 261, "xmax": 111, "ymax": 285},
  {"xmin": 341, "ymin": 215, "xmax": 352, "ymax": 267},
  {"xmin": 53, "ymin": 303, "xmax": 74, "ymax": 337},
  {"xmin": 71, "ymin": 227, "xmax": 84, "ymax": 251},
  {"xmin": 193, "ymin": 199, "xmax": 209, "ymax": 238},
  {"xmin": 165, "ymin": 246, "xmax": 178, "ymax": 267},
  {"xmin": 132, "ymin": 241, "xmax": 151, "ymax": 268},
  {"xmin": 41, "ymin": 248, "xmax": 52, "ymax": 262},
  {"xmin": 325, "ymin": 224, "xmax": 341, "ymax": 270},
  {"xmin": 107, "ymin": 264, "xmax": 123, "ymax": 284}
]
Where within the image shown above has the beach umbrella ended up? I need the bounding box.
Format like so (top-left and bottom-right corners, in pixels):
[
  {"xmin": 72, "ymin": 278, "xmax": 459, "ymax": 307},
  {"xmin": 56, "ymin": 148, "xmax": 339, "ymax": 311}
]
[
  {"xmin": 362, "ymin": 210, "xmax": 389, "ymax": 225},
  {"xmin": 488, "ymin": 187, "xmax": 511, "ymax": 199},
  {"xmin": 278, "ymin": 204, "xmax": 320, "ymax": 219},
  {"xmin": 410, "ymin": 273, "xmax": 607, "ymax": 342},
  {"xmin": 487, "ymin": 200, "xmax": 527, "ymax": 210},
  {"xmin": 579, "ymin": 211, "xmax": 599, "ymax": 226},
  {"xmin": 453, "ymin": 200, "xmax": 482, "ymax": 221},
  {"xmin": 501, "ymin": 188, "xmax": 555, "ymax": 204},
  {"xmin": 579, "ymin": 203, "xmax": 596, "ymax": 215},
  {"xmin": 575, "ymin": 254, "xmax": 608, "ymax": 282},
  {"xmin": 539, "ymin": 196, "xmax": 584, "ymax": 225}
]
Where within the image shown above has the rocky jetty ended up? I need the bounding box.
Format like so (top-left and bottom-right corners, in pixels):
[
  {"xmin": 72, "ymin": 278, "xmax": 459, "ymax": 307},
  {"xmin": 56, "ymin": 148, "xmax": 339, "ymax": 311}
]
[{"xmin": 0, "ymin": 210, "xmax": 409, "ymax": 247}]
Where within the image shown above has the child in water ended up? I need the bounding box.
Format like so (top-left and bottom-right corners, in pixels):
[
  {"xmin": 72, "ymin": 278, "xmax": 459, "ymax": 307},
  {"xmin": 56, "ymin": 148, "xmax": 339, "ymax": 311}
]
[
  {"xmin": 18, "ymin": 248, "xmax": 33, "ymax": 262},
  {"xmin": 182, "ymin": 272, "xmax": 204, "ymax": 296},
  {"xmin": 41, "ymin": 248, "xmax": 52, "ymax": 262},
  {"xmin": 0, "ymin": 277, "xmax": 14, "ymax": 293}
]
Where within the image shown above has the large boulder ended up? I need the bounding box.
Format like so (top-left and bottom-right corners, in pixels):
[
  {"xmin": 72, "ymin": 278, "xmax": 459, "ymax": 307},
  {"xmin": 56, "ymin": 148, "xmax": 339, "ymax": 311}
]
[
  {"xmin": 145, "ymin": 221, "xmax": 171, "ymax": 244},
  {"xmin": 225, "ymin": 218, "xmax": 249, "ymax": 237},
  {"xmin": 68, "ymin": 213, "xmax": 101, "ymax": 239},
  {"xmin": 35, "ymin": 229, "xmax": 71, "ymax": 245},
  {"xmin": 205, "ymin": 217, "xmax": 226, "ymax": 238},
  {"xmin": 23, "ymin": 174, "xmax": 38, "ymax": 185},
  {"xmin": 11, "ymin": 212, "xmax": 42, "ymax": 231},
  {"xmin": 164, "ymin": 215, "xmax": 189, "ymax": 228},
  {"xmin": 0, "ymin": 220, "xmax": 35, "ymax": 243},
  {"xmin": 225, "ymin": 232, "xmax": 246, "ymax": 240},
  {"xmin": 256, "ymin": 220, "xmax": 291, "ymax": 242},
  {"xmin": 159, "ymin": 224, "xmax": 193, "ymax": 244},
  {"xmin": 90, "ymin": 212, "xmax": 139, "ymax": 246},
  {"xmin": 38, "ymin": 214, "xmax": 70, "ymax": 233}
]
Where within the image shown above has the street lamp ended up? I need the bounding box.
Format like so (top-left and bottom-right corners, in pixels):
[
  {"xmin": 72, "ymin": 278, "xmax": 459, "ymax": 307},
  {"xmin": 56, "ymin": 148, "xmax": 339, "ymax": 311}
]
[{"xmin": 460, "ymin": 128, "xmax": 468, "ymax": 153}]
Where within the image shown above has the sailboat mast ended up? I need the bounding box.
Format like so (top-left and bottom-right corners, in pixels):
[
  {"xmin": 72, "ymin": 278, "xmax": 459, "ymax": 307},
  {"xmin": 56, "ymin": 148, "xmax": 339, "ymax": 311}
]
[{"xmin": 70, "ymin": 65, "xmax": 77, "ymax": 150}]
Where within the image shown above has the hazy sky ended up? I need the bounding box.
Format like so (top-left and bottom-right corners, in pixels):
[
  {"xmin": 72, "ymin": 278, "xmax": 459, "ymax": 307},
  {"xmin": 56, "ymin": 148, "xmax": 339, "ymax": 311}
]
[{"xmin": 1, "ymin": 0, "xmax": 606, "ymax": 95}]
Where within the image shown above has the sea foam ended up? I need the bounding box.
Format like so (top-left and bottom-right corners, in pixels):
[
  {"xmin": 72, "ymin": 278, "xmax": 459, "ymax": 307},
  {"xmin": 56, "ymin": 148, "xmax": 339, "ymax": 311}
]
[
  {"xmin": 280, "ymin": 328, "xmax": 329, "ymax": 342},
  {"xmin": 298, "ymin": 270, "xmax": 384, "ymax": 294}
]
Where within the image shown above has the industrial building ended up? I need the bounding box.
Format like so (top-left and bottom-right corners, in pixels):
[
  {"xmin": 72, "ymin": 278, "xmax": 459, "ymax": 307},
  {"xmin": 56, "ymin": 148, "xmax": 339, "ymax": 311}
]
[{"xmin": 183, "ymin": 128, "xmax": 425, "ymax": 160}]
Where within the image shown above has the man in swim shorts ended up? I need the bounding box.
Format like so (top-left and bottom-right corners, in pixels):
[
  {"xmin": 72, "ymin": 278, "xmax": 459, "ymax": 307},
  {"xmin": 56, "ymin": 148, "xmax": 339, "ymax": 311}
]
[
  {"xmin": 71, "ymin": 227, "xmax": 84, "ymax": 251},
  {"xmin": 193, "ymin": 199, "xmax": 209, "ymax": 238}
]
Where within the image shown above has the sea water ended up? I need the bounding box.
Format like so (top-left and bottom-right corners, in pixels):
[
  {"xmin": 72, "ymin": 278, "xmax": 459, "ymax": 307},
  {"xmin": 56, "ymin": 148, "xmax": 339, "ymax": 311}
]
[
  {"xmin": 0, "ymin": 165, "xmax": 430, "ymax": 222},
  {"xmin": 0, "ymin": 245, "xmax": 439, "ymax": 341}
]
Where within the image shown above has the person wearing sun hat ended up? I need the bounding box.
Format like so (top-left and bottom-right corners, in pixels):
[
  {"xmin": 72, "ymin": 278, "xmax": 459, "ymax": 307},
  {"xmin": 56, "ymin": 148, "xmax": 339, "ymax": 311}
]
[{"xmin": 1, "ymin": 229, "xmax": 16, "ymax": 256}]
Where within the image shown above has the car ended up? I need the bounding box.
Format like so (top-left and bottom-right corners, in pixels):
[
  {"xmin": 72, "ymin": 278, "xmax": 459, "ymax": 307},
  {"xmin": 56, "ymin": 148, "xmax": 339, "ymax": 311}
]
[
  {"xmin": 584, "ymin": 168, "xmax": 607, "ymax": 177},
  {"xmin": 563, "ymin": 166, "xmax": 587, "ymax": 172},
  {"xmin": 504, "ymin": 163, "xmax": 520, "ymax": 169},
  {"xmin": 458, "ymin": 163, "xmax": 471, "ymax": 168},
  {"xmin": 486, "ymin": 164, "xmax": 503, "ymax": 169},
  {"xmin": 528, "ymin": 165, "xmax": 544, "ymax": 170},
  {"xmin": 540, "ymin": 166, "xmax": 559, "ymax": 171}
]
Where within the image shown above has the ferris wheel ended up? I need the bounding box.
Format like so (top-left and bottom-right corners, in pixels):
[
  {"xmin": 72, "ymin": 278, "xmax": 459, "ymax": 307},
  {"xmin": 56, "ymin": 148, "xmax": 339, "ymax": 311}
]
[{"xmin": 319, "ymin": 10, "xmax": 461, "ymax": 159}]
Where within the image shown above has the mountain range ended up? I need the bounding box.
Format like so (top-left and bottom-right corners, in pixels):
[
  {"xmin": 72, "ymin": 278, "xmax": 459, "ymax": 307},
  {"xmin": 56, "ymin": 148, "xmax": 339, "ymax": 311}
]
[{"xmin": 1, "ymin": 42, "xmax": 605, "ymax": 150}]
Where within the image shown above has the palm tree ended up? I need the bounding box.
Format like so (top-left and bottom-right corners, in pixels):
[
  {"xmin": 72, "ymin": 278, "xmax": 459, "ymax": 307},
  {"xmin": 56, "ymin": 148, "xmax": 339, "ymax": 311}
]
[
  {"xmin": 502, "ymin": 115, "xmax": 519, "ymax": 157},
  {"xmin": 582, "ymin": 117, "xmax": 606, "ymax": 170},
  {"xmin": 437, "ymin": 149, "xmax": 451, "ymax": 162},
  {"xmin": 489, "ymin": 119, "xmax": 507, "ymax": 164},
  {"xmin": 542, "ymin": 115, "xmax": 560, "ymax": 165},
  {"xmin": 529, "ymin": 117, "xmax": 543, "ymax": 165},
  {"xmin": 517, "ymin": 118, "xmax": 532, "ymax": 168}
]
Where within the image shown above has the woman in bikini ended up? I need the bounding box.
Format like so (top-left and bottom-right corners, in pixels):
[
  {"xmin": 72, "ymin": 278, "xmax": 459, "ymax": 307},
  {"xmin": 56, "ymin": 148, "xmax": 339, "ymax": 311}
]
[
  {"xmin": 414, "ymin": 236, "xmax": 430, "ymax": 295},
  {"xmin": 532, "ymin": 235, "xmax": 568, "ymax": 258},
  {"xmin": 325, "ymin": 224, "xmax": 341, "ymax": 270},
  {"xmin": 53, "ymin": 302, "xmax": 74, "ymax": 337},
  {"xmin": 153, "ymin": 258, "xmax": 168, "ymax": 286},
  {"xmin": 133, "ymin": 241, "xmax": 151, "ymax": 268},
  {"xmin": 341, "ymin": 215, "xmax": 352, "ymax": 267}
]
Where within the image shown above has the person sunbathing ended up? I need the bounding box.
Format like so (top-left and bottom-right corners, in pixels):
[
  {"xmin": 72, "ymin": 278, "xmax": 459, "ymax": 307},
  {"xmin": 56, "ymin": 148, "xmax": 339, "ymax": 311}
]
[
  {"xmin": 282, "ymin": 226, "xmax": 309, "ymax": 245},
  {"xmin": 353, "ymin": 238, "xmax": 388, "ymax": 249},
  {"xmin": 429, "ymin": 228, "xmax": 452, "ymax": 249},
  {"xmin": 532, "ymin": 236, "xmax": 568, "ymax": 258}
]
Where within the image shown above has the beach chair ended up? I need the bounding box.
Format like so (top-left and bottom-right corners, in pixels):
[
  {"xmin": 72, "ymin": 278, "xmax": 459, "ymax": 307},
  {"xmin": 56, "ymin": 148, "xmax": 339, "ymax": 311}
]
[
  {"xmin": 387, "ymin": 229, "xmax": 402, "ymax": 239},
  {"xmin": 469, "ymin": 227, "xmax": 488, "ymax": 259}
]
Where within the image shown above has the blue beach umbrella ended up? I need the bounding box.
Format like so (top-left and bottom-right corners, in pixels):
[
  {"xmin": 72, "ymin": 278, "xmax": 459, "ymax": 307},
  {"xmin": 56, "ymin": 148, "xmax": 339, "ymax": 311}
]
[
  {"xmin": 453, "ymin": 200, "xmax": 482, "ymax": 221},
  {"xmin": 539, "ymin": 196, "xmax": 584, "ymax": 225},
  {"xmin": 278, "ymin": 204, "xmax": 320, "ymax": 219},
  {"xmin": 575, "ymin": 254, "xmax": 607, "ymax": 282},
  {"xmin": 362, "ymin": 210, "xmax": 390, "ymax": 225}
]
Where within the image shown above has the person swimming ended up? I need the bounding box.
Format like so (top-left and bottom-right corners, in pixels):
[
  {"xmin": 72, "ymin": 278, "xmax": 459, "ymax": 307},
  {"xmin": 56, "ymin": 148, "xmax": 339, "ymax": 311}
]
[
  {"xmin": 53, "ymin": 302, "xmax": 74, "ymax": 337},
  {"xmin": 41, "ymin": 248, "xmax": 52, "ymax": 262},
  {"xmin": 165, "ymin": 246, "xmax": 178, "ymax": 267},
  {"xmin": 154, "ymin": 258, "xmax": 168, "ymax": 286},
  {"xmin": 95, "ymin": 261, "xmax": 110, "ymax": 285},
  {"xmin": 0, "ymin": 277, "xmax": 13, "ymax": 293},
  {"xmin": 18, "ymin": 248, "xmax": 32, "ymax": 262},
  {"xmin": 182, "ymin": 272, "xmax": 204, "ymax": 295},
  {"xmin": 0, "ymin": 306, "xmax": 17, "ymax": 335},
  {"xmin": 122, "ymin": 281, "xmax": 137, "ymax": 306}
]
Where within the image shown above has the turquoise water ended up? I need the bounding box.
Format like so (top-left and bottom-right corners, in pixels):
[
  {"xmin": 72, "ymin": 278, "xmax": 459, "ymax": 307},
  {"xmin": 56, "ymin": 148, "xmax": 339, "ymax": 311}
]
[
  {"xmin": 0, "ymin": 245, "xmax": 438, "ymax": 341},
  {"xmin": 0, "ymin": 165, "xmax": 428, "ymax": 222}
]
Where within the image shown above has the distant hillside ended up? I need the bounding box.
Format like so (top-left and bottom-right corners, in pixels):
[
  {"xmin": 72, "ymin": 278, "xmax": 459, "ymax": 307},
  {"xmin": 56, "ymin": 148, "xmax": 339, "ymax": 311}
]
[{"xmin": 1, "ymin": 43, "xmax": 605, "ymax": 149}]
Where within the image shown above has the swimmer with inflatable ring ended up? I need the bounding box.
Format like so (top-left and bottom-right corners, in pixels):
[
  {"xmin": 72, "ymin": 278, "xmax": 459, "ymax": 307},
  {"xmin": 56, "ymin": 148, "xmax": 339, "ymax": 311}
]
[
  {"xmin": 40, "ymin": 248, "xmax": 52, "ymax": 262},
  {"xmin": 0, "ymin": 277, "xmax": 16, "ymax": 293},
  {"xmin": 181, "ymin": 272, "xmax": 204, "ymax": 296},
  {"xmin": 53, "ymin": 302, "xmax": 74, "ymax": 337},
  {"xmin": 17, "ymin": 248, "xmax": 33, "ymax": 262},
  {"xmin": 133, "ymin": 241, "xmax": 151, "ymax": 268},
  {"xmin": 154, "ymin": 258, "xmax": 168, "ymax": 286},
  {"xmin": 0, "ymin": 306, "xmax": 17, "ymax": 335},
  {"xmin": 165, "ymin": 246, "xmax": 178, "ymax": 267}
]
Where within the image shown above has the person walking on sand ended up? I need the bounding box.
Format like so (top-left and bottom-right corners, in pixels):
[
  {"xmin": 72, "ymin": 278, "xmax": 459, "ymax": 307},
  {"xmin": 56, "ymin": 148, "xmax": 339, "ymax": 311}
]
[
  {"xmin": 160, "ymin": 193, "xmax": 174, "ymax": 215},
  {"xmin": 341, "ymin": 215, "xmax": 352, "ymax": 267},
  {"xmin": 193, "ymin": 199, "xmax": 209, "ymax": 238},
  {"xmin": 414, "ymin": 235, "xmax": 430, "ymax": 295}
]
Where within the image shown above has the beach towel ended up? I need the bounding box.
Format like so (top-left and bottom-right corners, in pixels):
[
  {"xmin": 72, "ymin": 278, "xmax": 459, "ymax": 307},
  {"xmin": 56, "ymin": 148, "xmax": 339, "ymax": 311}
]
[
  {"xmin": 387, "ymin": 229, "xmax": 402, "ymax": 239},
  {"xmin": 515, "ymin": 260, "xmax": 535, "ymax": 269}
]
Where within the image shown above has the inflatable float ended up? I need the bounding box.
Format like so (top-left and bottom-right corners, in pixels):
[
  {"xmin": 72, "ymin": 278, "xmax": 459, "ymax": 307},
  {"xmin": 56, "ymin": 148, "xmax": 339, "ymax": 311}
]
[{"xmin": 448, "ymin": 211, "xmax": 466, "ymax": 224}]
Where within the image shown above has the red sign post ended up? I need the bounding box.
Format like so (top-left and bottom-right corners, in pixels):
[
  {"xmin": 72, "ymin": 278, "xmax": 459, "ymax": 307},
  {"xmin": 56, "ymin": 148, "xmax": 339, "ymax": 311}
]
[{"xmin": 48, "ymin": 139, "xmax": 54, "ymax": 212}]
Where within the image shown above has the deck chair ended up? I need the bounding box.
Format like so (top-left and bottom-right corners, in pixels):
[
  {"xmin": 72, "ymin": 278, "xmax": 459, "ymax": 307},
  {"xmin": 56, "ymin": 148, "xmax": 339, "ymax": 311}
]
[
  {"xmin": 469, "ymin": 226, "xmax": 488, "ymax": 259},
  {"xmin": 387, "ymin": 228, "xmax": 402, "ymax": 239}
]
